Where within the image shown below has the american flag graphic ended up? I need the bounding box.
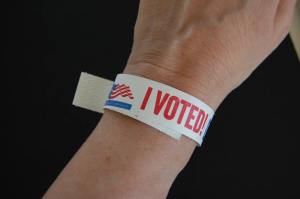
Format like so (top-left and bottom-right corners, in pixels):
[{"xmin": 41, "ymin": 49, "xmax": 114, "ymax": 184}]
[{"xmin": 109, "ymin": 84, "xmax": 134, "ymax": 100}]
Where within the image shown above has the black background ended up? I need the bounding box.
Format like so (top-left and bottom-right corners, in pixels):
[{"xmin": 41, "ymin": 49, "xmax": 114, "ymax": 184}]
[{"xmin": 4, "ymin": 1, "xmax": 300, "ymax": 198}]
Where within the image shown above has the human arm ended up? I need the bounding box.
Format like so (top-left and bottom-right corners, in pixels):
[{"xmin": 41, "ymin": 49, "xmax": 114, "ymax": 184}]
[{"xmin": 43, "ymin": 1, "xmax": 297, "ymax": 198}]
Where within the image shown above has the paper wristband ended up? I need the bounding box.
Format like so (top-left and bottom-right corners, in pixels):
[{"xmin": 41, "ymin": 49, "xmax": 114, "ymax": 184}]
[
  {"xmin": 103, "ymin": 74, "xmax": 214, "ymax": 146},
  {"xmin": 73, "ymin": 72, "xmax": 113, "ymax": 113}
]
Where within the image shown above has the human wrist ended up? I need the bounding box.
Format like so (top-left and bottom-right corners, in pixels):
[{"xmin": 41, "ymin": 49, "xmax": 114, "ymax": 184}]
[
  {"xmin": 96, "ymin": 111, "xmax": 197, "ymax": 198},
  {"xmin": 124, "ymin": 62, "xmax": 230, "ymax": 111}
]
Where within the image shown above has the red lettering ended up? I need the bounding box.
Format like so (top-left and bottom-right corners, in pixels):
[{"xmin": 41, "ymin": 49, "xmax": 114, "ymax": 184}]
[
  {"xmin": 193, "ymin": 109, "xmax": 206, "ymax": 133},
  {"xmin": 164, "ymin": 96, "xmax": 180, "ymax": 120},
  {"xmin": 177, "ymin": 99, "xmax": 191, "ymax": 124},
  {"xmin": 154, "ymin": 90, "xmax": 170, "ymax": 115},
  {"xmin": 140, "ymin": 87, "xmax": 153, "ymax": 110},
  {"xmin": 199, "ymin": 114, "xmax": 208, "ymax": 135},
  {"xmin": 185, "ymin": 105, "xmax": 199, "ymax": 130}
]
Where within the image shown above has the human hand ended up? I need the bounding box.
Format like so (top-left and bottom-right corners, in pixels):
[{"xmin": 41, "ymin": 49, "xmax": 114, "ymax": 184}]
[{"xmin": 125, "ymin": 0, "xmax": 297, "ymax": 109}]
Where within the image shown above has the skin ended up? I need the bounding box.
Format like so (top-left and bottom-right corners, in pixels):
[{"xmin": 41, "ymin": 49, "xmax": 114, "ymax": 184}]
[{"xmin": 43, "ymin": 0, "xmax": 297, "ymax": 198}]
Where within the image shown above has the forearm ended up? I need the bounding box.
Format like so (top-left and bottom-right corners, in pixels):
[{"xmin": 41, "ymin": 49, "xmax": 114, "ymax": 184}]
[
  {"xmin": 43, "ymin": 63, "xmax": 223, "ymax": 199},
  {"xmin": 43, "ymin": 0, "xmax": 296, "ymax": 198}
]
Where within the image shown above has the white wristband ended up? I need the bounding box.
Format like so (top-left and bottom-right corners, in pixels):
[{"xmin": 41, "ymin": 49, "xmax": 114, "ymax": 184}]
[{"xmin": 104, "ymin": 74, "xmax": 214, "ymax": 146}]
